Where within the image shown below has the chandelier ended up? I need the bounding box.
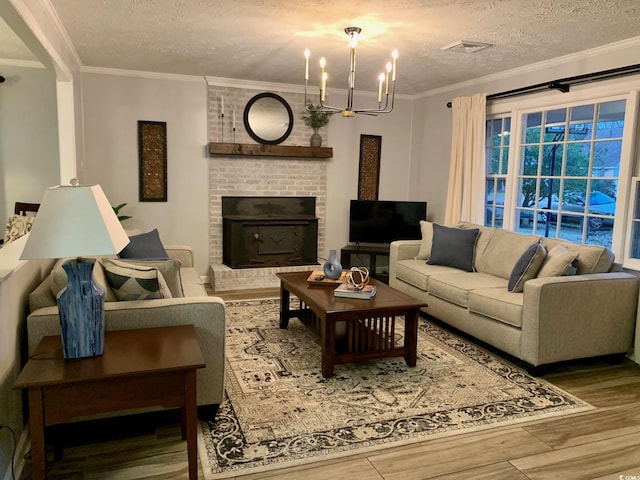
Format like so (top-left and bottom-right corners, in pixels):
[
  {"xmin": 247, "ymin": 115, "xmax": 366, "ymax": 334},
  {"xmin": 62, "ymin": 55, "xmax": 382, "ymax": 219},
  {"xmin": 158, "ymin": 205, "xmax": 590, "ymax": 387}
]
[{"xmin": 304, "ymin": 27, "xmax": 398, "ymax": 117}]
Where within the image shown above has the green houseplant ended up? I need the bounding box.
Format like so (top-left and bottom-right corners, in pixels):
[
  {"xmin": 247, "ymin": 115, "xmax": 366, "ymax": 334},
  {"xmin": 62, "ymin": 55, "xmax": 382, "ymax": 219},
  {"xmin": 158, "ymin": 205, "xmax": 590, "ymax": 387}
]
[
  {"xmin": 113, "ymin": 203, "xmax": 132, "ymax": 222},
  {"xmin": 302, "ymin": 103, "xmax": 333, "ymax": 147}
]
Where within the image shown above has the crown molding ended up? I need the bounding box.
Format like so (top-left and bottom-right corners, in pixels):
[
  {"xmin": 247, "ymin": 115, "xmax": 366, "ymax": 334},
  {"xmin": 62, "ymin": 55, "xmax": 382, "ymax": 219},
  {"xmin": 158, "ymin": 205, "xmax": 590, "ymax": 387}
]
[
  {"xmin": 81, "ymin": 66, "xmax": 206, "ymax": 83},
  {"xmin": 418, "ymin": 36, "xmax": 640, "ymax": 100},
  {"xmin": 0, "ymin": 58, "xmax": 44, "ymax": 69}
]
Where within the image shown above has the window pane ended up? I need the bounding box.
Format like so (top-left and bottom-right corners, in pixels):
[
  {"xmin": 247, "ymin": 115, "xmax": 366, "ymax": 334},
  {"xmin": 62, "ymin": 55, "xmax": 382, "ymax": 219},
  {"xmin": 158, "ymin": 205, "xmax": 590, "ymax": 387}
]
[
  {"xmin": 593, "ymin": 140, "xmax": 621, "ymax": 176},
  {"xmin": 558, "ymin": 215, "xmax": 584, "ymax": 243},
  {"xmin": 521, "ymin": 145, "xmax": 539, "ymax": 175},
  {"xmin": 595, "ymin": 100, "xmax": 626, "ymax": 139},
  {"xmin": 491, "ymin": 118, "xmax": 503, "ymax": 146},
  {"xmin": 503, "ymin": 118, "xmax": 511, "ymax": 146},
  {"xmin": 523, "ymin": 112, "xmax": 542, "ymax": 143},
  {"xmin": 565, "ymin": 143, "xmax": 591, "ymax": 176},
  {"xmin": 545, "ymin": 108, "xmax": 567, "ymax": 129},
  {"xmin": 562, "ymin": 179, "xmax": 588, "ymax": 206},
  {"xmin": 519, "ymin": 178, "xmax": 539, "ymax": 208},
  {"xmin": 542, "ymin": 144, "xmax": 564, "ymax": 176},
  {"xmin": 569, "ymin": 105, "xmax": 594, "ymax": 140},
  {"xmin": 501, "ymin": 146, "xmax": 509, "ymax": 175}
]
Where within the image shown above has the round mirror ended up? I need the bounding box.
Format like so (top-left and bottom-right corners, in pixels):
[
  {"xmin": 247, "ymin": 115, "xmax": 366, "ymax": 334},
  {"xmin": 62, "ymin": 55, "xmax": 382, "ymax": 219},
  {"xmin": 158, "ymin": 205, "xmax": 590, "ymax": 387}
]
[{"xmin": 243, "ymin": 92, "xmax": 294, "ymax": 145}]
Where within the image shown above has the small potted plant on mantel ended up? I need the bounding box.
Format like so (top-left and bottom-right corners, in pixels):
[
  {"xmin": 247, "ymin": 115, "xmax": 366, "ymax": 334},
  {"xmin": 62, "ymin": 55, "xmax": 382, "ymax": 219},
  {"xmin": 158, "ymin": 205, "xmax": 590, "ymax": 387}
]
[{"xmin": 302, "ymin": 103, "xmax": 333, "ymax": 147}]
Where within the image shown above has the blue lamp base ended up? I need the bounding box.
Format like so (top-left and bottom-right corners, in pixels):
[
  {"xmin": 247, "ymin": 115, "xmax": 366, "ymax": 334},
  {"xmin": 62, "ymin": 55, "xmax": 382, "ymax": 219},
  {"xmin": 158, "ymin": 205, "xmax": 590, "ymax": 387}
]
[{"xmin": 57, "ymin": 258, "xmax": 105, "ymax": 359}]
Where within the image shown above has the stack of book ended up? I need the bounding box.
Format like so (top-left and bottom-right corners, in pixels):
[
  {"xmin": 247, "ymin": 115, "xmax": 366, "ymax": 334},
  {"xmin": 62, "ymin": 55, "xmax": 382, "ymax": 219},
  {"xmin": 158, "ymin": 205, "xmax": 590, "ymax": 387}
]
[{"xmin": 333, "ymin": 283, "xmax": 377, "ymax": 300}]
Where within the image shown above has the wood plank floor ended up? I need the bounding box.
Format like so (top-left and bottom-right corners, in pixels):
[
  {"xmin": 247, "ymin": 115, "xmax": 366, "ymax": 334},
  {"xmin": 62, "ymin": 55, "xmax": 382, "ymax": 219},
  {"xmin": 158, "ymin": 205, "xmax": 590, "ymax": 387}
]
[{"xmin": 17, "ymin": 287, "xmax": 640, "ymax": 480}]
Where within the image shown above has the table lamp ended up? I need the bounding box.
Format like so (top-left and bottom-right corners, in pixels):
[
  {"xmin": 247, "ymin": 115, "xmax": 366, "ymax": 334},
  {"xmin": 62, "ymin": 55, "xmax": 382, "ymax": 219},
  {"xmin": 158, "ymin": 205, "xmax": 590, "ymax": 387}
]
[{"xmin": 21, "ymin": 180, "xmax": 130, "ymax": 359}]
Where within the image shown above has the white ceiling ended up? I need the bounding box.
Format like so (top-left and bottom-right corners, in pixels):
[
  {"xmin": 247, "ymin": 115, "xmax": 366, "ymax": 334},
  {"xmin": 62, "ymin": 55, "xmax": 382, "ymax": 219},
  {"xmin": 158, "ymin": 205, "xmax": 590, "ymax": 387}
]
[{"xmin": 2, "ymin": 0, "xmax": 640, "ymax": 94}]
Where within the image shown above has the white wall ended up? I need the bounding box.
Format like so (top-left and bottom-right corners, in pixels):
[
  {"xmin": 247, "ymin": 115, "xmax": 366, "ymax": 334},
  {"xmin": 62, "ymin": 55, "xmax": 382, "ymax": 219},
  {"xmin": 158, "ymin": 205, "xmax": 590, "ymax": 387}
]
[
  {"xmin": 81, "ymin": 72, "xmax": 210, "ymax": 274},
  {"xmin": 0, "ymin": 64, "xmax": 59, "ymax": 220},
  {"xmin": 82, "ymin": 73, "xmax": 415, "ymax": 273},
  {"xmin": 325, "ymin": 91, "xmax": 415, "ymax": 251}
]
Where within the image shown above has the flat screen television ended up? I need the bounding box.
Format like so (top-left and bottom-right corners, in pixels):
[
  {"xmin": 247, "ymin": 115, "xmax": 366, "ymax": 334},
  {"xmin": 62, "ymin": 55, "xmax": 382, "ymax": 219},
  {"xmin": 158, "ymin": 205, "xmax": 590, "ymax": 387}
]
[{"xmin": 348, "ymin": 200, "xmax": 427, "ymax": 244}]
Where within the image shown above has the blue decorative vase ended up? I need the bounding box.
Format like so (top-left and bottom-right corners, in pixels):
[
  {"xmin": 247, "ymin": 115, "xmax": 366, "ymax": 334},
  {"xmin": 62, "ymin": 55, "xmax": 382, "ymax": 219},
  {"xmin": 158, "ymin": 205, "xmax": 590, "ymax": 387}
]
[
  {"xmin": 323, "ymin": 249, "xmax": 343, "ymax": 280},
  {"xmin": 57, "ymin": 258, "xmax": 105, "ymax": 359}
]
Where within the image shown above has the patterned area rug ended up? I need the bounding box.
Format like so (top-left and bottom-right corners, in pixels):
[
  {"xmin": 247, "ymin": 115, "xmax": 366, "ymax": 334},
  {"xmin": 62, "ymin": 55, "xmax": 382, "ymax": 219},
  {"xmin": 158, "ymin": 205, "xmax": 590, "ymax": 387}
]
[{"xmin": 198, "ymin": 298, "xmax": 593, "ymax": 479}]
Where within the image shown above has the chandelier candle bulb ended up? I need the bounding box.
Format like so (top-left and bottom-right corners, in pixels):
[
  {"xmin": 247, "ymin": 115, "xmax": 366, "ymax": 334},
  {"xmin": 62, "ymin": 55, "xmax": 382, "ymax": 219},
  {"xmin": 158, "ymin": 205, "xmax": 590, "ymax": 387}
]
[
  {"xmin": 392, "ymin": 50, "xmax": 398, "ymax": 81},
  {"xmin": 321, "ymin": 72, "xmax": 327, "ymax": 101},
  {"xmin": 385, "ymin": 62, "xmax": 392, "ymax": 94},
  {"xmin": 378, "ymin": 73, "xmax": 384, "ymax": 103},
  {"xmin": 319, "ymin": 57, "xmax": 326, "ymax": 85},
  {"xmin": 304, "ymin": 49, "xmax": 310, "ymax": 80}
]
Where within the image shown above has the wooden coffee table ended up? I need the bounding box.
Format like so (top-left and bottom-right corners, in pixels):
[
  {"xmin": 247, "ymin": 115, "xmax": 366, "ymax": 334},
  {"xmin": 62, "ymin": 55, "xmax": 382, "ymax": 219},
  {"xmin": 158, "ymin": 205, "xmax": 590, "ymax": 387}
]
[
  {"xmin": 277, "ymin": 271, "xmax": 427, "ymax": 377},
  {"xmin": 14, "ymin": 325, "xmax": 205, "ymax": 480}
]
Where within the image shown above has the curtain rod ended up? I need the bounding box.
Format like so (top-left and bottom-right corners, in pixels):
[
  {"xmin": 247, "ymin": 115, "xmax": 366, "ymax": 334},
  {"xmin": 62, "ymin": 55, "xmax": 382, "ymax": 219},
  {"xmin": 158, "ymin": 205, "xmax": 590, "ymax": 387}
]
[{"xmin": 445, "ymin": 63, "xmax": 640, "ymax": 108}]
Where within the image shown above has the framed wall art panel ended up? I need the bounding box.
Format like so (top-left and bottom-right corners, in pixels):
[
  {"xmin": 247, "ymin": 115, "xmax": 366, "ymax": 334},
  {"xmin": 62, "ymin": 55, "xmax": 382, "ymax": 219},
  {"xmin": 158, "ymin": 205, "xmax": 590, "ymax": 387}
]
[
  {"xmin": 357, "ymin": 134, "xmax": 382, "ymax": 200},
  {"xmin": 138, "ymin": 120, "xmax": 167, "ymax": 202}
]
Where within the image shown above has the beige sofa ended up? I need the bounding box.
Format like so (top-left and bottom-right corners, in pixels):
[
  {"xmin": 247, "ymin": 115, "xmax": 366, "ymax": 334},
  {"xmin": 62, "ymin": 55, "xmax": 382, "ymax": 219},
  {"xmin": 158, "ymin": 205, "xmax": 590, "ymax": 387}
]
[
  {"xmin": 389, "ymin": 221, "xmax": 639, "ymax": 372},
  {"xmin": 26, "ymin": 246, "xmax": 226, "ymax": 409}
]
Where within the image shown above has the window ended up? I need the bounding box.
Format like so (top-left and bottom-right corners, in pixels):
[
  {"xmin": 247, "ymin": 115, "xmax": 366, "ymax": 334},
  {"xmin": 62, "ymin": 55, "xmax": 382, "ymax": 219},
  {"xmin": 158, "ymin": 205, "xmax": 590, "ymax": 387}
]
[
  {"xmin": 484, "ymin": 116, "xmax": 511, "ymax": 228},
  {"xmin": 485, "ymin": 99, "xmax": 627, "ymax": 251},
  {"xmin": 515, "ymin": 100, "xmax": 624, "ymax": 248}
]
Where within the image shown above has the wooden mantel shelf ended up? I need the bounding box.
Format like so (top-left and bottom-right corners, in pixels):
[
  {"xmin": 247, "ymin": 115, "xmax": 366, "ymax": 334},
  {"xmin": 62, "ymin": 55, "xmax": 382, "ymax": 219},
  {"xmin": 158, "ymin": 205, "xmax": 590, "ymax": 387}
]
[{"xmin": 208, "ymin": 142, "xmax": 332, "ymax": 159}]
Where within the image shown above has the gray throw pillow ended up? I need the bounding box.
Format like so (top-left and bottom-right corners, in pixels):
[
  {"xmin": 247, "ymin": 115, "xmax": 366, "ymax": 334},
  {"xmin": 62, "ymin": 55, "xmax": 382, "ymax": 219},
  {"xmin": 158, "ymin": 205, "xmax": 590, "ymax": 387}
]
[
  {"xmin": 118, "ymin": 228, "xmax": 169, "ymax": 260},
  {"xmin": 508, "ymin": 243, "xmax": 546, "ymax": 293},
  {"xmin": 427, "ymin": 224, "xmax": 479, "ymax": 272}
]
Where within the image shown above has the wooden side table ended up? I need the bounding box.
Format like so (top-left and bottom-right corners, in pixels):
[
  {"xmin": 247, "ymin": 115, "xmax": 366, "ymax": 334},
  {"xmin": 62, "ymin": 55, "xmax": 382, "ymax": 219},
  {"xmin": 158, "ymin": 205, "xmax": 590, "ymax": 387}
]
[{"xmin": 14, "ymin": 325, "xmax": 205, "ymax": 480}]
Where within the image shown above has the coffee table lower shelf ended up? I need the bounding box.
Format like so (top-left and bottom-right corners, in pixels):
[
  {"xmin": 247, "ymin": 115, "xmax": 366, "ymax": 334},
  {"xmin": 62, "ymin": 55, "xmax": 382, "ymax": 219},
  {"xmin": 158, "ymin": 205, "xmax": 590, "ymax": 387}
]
[{"xmin": 277, "ymin": 272, "xmax": 427, "ymax": 377}]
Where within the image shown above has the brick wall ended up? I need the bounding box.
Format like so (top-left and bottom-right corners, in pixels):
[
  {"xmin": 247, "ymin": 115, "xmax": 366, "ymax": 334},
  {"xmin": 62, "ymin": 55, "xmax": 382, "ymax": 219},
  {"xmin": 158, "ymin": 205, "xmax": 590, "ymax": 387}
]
[{"xmin": 207, "ymin": 85, "xmax": 328, "ymax": 267}]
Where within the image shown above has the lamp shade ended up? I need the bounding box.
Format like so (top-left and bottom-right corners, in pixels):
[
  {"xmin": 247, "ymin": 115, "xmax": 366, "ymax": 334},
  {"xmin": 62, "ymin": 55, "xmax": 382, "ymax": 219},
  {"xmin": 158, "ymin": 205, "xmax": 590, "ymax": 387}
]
[{"xmin": 21, "ymin": 184, "xmax": 130, "ymax": 260}]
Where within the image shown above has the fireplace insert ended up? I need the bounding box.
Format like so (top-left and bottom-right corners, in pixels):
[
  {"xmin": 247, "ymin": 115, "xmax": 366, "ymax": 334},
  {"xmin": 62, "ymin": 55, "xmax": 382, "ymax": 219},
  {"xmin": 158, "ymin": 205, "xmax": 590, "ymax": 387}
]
[{"xmin": 222, "ymin": 196, "xmax": 318, "ymax": 268}]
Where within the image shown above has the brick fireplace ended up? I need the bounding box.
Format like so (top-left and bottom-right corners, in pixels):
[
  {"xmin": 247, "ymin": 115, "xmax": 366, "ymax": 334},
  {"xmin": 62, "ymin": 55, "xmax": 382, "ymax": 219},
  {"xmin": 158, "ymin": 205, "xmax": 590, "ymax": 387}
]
[{"xmin": 207, "ymin": 85, "xmax": 329, "ymax": 290}]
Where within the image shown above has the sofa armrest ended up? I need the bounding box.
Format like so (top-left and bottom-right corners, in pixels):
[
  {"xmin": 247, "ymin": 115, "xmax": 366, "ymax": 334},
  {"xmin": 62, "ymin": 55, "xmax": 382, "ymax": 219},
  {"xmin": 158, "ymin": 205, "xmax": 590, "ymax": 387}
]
[
  {"xmin": 27, "ymin": 296, "xmax": 226, "ymax": 406},
  {"xmin": 521, "ymin": 272, "xmax": 639, "ymax": 366},
  {"xmin": 390, "ymin": 240, "xmax": 421, "ymax": 263},
  {"xmin": 389, "ymin": 240, "xmax": 422, "ymax": 284},
  {"xmin": 165, "ymin": 245, "xmax": 194, "ymax": 268}
]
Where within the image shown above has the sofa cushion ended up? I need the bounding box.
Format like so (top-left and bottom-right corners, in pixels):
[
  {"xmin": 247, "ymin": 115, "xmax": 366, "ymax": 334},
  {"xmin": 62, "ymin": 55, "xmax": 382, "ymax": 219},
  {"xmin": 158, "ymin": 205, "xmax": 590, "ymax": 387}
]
[
  {"xmin": 427, "ymin": 224, "xmax": 479, "ymax": 272},
  {"xmin": 475, "ymin": 228, "xmax": 541, "ymax": 280},
  {"xmin": 468, "ymin": 287, "xmax": 524, "ymax": 328},
  {"xmin": 428, "ymin": 272, "xmax": 508, "ymax": 308},
  {"xmin": 118, "ymin": 228, "xmax": 170, "ymax": 260},
  {"xmin": 537, "ymin": 244, "xmax": 579, "ymax": 277},
  {"xmin": 415, "ymin": 221, "xmax": 434, "ymax": 260},
  {"xmin": 49, "ymin": 257, "xmax": 117, "ymax": 302},
  {"xmin": 102, "ymin": 258, "xmax": 171, "ymax": 300},
  {"xmin": 111, "ymin": 258, "xmax": 184, "ymax": 297},
  {"xmin": 508, "ymin": 243, "xmax": 547, "ymax": 292},
  {"xmin": 396, "ymin": 259, "xmax": 462, "ymax": 291},
  {"xmin": 541, "ymin": 238, "xmax": 614, "ymax": 274}
]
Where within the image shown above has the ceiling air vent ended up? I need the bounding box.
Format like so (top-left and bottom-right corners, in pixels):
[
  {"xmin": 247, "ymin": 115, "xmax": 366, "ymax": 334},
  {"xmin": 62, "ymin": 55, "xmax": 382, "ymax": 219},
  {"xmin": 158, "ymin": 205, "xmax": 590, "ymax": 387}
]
[{"xmin": 441, "ymin": 40, "xmax": 493, "ymax": 54}]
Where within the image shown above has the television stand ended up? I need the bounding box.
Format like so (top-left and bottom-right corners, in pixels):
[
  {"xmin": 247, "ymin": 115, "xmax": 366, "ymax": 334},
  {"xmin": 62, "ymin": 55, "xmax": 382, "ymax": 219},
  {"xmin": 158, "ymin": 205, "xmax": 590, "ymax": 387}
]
[{"xmin": 340, "ymin": 244, "xmax": 390, "ymax": 284}]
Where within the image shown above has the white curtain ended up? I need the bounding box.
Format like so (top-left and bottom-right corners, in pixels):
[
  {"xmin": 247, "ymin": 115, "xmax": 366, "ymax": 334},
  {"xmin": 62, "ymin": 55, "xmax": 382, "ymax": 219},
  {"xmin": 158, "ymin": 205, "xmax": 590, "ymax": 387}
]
[{"xmin": 444, "ymin": 93, "xmax": 487, "ymax": 226}]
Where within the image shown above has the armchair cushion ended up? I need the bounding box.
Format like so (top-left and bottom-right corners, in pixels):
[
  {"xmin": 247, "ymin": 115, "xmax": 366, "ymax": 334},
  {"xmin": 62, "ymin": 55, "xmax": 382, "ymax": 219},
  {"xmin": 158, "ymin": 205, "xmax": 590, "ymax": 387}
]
[
  {"xmin": 103, "ymin": 258, "xmax": 171, "ymax": 300},
  {"xmin": 113, "ymin": 258, "xmax": 184, "ymax": 297},
  {"xmin": 118, "ymin": 228, "xmax": 169, "ymax": 260}
]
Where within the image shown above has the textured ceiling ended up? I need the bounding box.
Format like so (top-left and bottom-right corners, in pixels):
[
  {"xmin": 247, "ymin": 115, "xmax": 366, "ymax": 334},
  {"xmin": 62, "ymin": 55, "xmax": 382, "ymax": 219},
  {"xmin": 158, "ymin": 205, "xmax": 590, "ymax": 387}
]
[{"xmin": 3, "ymin": 0, "xmax": 640, "ymax": 94}]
